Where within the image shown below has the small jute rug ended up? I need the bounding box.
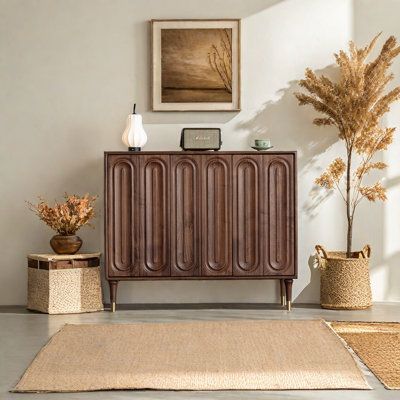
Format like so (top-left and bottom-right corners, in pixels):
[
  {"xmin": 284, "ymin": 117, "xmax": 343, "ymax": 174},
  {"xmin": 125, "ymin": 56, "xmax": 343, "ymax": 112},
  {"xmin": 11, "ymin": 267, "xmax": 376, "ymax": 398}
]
[
  {"xmin": 331, "ymin": 321, "xmax": 400, "ymax": 390},
  {"xmin": 13, "ymin": 320, "xmax": 370, "ymax": 392}
]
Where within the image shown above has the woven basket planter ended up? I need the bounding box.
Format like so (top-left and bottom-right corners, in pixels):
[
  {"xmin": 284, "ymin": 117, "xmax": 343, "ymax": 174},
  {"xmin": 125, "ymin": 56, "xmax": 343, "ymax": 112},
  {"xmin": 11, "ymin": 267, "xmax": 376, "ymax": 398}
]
[{"xmin": 315, "ymin": 245, "xmax": 372, "ymax": 310}]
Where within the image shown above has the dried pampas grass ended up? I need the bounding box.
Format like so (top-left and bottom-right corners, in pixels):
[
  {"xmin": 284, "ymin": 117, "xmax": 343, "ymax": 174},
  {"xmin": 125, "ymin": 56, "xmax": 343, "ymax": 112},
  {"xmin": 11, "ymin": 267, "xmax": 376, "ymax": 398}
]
[{"xmin": 295, "ymin": 34, "xmax": 400, "ymax": 255}]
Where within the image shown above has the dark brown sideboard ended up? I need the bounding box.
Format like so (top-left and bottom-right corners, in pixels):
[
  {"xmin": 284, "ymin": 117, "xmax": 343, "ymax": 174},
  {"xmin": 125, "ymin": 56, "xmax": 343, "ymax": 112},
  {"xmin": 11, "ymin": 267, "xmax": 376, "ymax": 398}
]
[{"xmin": 104, "ymin": 151, "xmax": 297, "ymax": 311}]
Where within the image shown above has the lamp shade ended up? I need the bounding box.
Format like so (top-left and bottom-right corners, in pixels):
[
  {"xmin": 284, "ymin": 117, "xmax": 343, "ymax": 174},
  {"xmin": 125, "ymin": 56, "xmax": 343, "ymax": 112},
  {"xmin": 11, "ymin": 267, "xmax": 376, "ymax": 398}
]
[{"xmin": 122, "ymin": 111, "xmax": 147, "ymax": 151}]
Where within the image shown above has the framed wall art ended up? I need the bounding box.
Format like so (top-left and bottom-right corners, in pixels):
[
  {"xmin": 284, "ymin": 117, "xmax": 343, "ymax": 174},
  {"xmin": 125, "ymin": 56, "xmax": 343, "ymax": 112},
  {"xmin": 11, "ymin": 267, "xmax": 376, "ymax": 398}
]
[{"xmin": 151, "ymin": 19, "xmax": 241, "ymax": 111}]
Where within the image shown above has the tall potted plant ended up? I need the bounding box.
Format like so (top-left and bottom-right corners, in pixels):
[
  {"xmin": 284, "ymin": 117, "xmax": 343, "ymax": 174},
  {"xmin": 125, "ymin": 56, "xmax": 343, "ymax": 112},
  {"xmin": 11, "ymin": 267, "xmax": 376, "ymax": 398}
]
[{"xmin": 295, "ymin": 34, "xmax": 400, "ymax": 309}]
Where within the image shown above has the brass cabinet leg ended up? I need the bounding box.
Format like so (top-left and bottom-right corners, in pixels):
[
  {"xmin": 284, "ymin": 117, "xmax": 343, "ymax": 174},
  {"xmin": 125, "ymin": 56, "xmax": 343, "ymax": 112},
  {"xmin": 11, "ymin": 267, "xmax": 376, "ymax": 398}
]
[
  {"xmin": 284, "ymin": 279, "xmax": 293, "ymax": 311},
  {"xmin": 109, "ymin": 281, "xmax": 118, "ymax": 312},
  {"xmin": 280, "ymin": 279, "xmax": 287, "ymax": 307}
]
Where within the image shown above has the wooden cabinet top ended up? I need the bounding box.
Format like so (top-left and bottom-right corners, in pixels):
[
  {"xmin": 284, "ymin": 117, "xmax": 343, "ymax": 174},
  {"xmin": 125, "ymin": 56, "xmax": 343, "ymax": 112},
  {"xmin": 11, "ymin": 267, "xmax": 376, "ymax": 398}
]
[{"xmin": 105, "ymin": 151, "xmax": 297, "ymax": 155}]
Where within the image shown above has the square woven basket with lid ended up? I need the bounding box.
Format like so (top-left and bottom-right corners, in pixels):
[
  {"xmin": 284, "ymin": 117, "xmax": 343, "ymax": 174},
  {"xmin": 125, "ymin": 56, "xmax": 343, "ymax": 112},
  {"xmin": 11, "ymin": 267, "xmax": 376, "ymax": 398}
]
[{"xmin": 27, "ymin": 253, "xmax": 103, "ymax": 314}]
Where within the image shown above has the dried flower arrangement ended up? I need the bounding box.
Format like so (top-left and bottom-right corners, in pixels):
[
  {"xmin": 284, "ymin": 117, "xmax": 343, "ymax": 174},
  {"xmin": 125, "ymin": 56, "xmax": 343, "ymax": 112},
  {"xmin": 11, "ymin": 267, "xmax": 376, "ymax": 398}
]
[
  {"xmin": 28, "ymin": 193, "xmax": 97, "ymax": 235},
  {"xmin": 295, "ymin": 34, "xmax": 400, "ymax": 257}
]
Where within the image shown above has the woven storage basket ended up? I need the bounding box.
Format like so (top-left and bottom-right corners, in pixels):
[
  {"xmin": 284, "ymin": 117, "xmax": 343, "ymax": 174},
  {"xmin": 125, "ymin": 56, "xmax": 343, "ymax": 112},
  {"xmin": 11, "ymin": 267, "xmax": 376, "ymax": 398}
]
[
  {"xmin": 27, "ymin": 253, "xmax": 103, "ymax": 314},
  {"xmin": 315, "ymin": 245, "xmax": 372, "ymax": 310}
]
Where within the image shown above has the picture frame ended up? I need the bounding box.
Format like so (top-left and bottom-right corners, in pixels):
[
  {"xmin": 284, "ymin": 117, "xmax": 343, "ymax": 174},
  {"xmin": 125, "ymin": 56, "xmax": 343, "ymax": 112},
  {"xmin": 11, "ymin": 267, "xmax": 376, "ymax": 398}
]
[{"xmin": 151, "ymin": 19, "xmax": 241, "ymax": 112}]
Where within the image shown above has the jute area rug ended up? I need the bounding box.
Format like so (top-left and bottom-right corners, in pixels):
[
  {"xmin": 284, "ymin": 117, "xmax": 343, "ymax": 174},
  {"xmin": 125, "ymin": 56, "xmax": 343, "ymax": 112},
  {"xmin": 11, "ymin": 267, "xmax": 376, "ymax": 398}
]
[
  {"xmin": 331, "ymin": 321, "xmax": 400, "ymax": 390},
  {"xmin": 13, "ymin": 320, "xmax": 370, "ymax": 392}
]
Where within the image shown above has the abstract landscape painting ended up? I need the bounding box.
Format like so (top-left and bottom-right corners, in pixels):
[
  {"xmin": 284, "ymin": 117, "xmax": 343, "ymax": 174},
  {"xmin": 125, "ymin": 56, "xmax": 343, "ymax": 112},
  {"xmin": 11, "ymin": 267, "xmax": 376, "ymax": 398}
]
[
  {"xmin": 161, "ymin": 28, "xmax": 232, "ymax": 103},
  {"xmin": 152, "ymin": 20, "xmax": 240, "ymax": 111}
]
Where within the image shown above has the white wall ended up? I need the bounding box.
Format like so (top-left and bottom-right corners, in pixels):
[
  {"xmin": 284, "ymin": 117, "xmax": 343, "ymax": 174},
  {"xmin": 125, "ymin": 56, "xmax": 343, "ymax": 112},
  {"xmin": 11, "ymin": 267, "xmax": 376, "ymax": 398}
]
[
  {"xmin": 0, "ymin": 0, "xmax": 398, "ymax": 305},
  {"xmin": 353, "ymin": 0, "xmax": 400, "ymax": 303}
]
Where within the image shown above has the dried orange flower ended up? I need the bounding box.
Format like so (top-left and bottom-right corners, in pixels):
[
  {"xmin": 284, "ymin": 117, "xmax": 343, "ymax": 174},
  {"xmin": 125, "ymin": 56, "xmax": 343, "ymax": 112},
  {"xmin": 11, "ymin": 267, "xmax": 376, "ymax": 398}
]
[
  {"xmin": 315, "ymin": 172, "xmax": 334, "ymax": 189},
  {"xmin": 355, "ymin": 162, "xmax": 387, "ymax": 179},
  {"xmin": 315, "ymin": 158, "xmax": 346, "ymax": 189},
  {"xmin": 27, "ymin": 193, "xmax": 97, "ymax": 235},
  {"xmin": 360, "ymin": 182, "xmax": 387, "ymax": 201}
]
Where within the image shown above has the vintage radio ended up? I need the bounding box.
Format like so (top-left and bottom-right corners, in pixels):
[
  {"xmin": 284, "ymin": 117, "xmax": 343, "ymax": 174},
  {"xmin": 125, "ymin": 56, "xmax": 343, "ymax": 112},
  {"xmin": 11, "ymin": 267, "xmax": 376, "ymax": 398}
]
[{"xmin": 180, "ymin": 128, "xmax": 222, "ymax": 151}]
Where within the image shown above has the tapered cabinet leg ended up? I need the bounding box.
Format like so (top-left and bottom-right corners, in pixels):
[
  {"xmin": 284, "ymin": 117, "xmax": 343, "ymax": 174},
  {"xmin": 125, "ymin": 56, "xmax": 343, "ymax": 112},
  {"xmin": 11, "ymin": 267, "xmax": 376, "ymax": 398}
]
[
  {"xmin": 284, "ymin": 279, "xmax": 293, "ymax": 311},
  {"xmin": 280, "ymin": 279, "xmax": 286, "ymax": 307},
  {"xmin": 109, "ymin": 281, "xmax": 118, "ymax": 312}
]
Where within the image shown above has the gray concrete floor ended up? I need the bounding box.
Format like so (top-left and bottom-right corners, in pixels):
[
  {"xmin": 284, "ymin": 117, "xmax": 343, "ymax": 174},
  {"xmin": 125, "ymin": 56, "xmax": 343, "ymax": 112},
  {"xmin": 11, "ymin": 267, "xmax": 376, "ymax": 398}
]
[{"xmin": 1, "ymin": 303, "xmax": 399, "ymax": 400}]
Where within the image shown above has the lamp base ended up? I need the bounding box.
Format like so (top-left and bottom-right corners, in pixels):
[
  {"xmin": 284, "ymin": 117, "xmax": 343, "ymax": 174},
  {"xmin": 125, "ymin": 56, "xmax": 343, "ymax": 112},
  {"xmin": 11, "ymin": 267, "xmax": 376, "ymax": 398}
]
[{"xmin": 128, "ymin": 147, "xmax": 141, "ymax": 152}]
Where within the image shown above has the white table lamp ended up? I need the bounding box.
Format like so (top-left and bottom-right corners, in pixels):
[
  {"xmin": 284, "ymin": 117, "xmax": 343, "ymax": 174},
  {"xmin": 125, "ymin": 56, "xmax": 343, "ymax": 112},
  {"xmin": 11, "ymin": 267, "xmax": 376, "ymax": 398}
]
[{"xmin": 122, "ymin": 104, "xmax": 147, "ymax": 151}]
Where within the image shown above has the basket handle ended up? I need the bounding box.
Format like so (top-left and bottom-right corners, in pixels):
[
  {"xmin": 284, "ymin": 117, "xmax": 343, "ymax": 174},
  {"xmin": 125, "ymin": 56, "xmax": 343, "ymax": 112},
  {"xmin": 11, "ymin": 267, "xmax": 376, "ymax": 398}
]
[
  {"xmin": 361, "ymin": 244, "xmax": 371, "ymax": 258},
  {"xmin": 315, "ymin": 245, "xmax": 328, "ymax": 270},
  {"xmin": 315, "ymin": 245, "xmax": 328, "ymax": 259}
]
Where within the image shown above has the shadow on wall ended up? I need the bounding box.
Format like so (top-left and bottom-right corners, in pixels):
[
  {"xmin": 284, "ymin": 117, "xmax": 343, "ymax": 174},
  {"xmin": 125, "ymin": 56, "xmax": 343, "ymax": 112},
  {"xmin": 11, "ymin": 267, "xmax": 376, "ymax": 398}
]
[
  {"xmin": 297, "ymin": 255, "xmax": 321, "ymax": 304},
  {"xmin": 236, "ymin": 65, "xmax": 338, "ymax": 218},
  {"xmin": 382, "ymin": 175, "xmax": 400, "ymax": 299},
  {"xmin": 379, "ymin": 251, "xmax": 400, "ymax": 300},
  {"xmin": 364, "ymin": 171, "xmax": 398, "ymax": 301}
]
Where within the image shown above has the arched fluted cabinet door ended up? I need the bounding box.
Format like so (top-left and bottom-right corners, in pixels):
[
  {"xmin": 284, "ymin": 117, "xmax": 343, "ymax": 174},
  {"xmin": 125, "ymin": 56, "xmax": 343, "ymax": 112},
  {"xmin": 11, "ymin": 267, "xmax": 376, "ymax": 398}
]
[
  {"xmin": 232, "ymin": 155, "xmax": 263, "ymax": 276},
  {"xmin": 201, "ymin": 155, "xmax": 232, "ymax": 276},
  {"xmin": 139, "ymin": 155, "xmax": 170, "ymax": 277},
  {"xmin": 106, "ymin": 156, "xmax": 140, "ymax": 277},
  {"xmin": 171, "ymin": 156, "xmax": 201, "ymax": 276},
  {"xmin": 263, "ymin": 155, "xmax": 296, "ymax": 276}
]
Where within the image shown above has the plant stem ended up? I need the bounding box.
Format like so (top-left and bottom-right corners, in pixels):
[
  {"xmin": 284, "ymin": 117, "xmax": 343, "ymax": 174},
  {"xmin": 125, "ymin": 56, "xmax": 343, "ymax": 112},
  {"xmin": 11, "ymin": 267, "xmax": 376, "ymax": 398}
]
[{"xmin": 346, "ymin": 147, "xmax": 353, "ymax": 257}]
